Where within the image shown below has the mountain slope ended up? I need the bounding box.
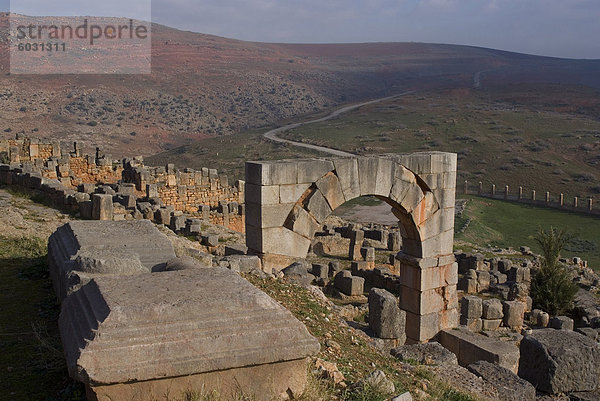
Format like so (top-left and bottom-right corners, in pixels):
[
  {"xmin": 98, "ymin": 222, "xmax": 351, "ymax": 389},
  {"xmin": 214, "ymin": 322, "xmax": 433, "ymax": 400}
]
[{"xmin": 1, "ymin": 13, "xmax": 599, "ymax": 156}]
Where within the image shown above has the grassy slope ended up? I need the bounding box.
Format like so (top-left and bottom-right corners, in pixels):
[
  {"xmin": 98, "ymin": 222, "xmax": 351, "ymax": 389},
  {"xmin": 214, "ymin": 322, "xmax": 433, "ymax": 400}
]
[
  {"xmin": 455, "ymin": 195, "xmax": 600, "ymax": 269},
  {"xmin": 0, "ymin": 236, "xmax": 84, "ymax": 401},
  {"xmin": 277, "ymin": 84, "xmax": 600, "ymax": 199}
]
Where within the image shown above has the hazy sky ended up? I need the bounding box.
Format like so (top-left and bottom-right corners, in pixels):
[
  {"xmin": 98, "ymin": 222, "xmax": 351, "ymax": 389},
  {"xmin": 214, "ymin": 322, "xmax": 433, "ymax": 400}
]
[{"xmin": 5, "ymin": 0, "xmax": 600, "ymax": 59}]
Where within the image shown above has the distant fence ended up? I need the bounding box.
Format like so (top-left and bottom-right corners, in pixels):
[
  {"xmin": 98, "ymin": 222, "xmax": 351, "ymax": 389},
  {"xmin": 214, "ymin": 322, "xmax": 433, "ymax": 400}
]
[{"xmin": 462, "ymin": 181, "xmax": 599, "ymax": 217}]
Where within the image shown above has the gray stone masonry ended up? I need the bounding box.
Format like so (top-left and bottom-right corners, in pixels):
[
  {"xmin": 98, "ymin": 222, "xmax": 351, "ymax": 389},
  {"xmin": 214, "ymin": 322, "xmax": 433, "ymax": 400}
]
[
  {"xmin": 48, "ymin": 220, "xmax": 176, "ymax": 301},
  {"xmin": 368, "ymin": 288, "xmax": 406, "ymax": 341},
  {"xmin": 59, "ymin": 268, "xmax": 319, "ymax": 399},
  {"xmin": 245, "ymin": 152, "xmax": 458, "ymax": 343},
  {"xmin": 482, "ymin": 299, "xmax": 504, "ymax": 320},
  {"xmin": 349, "ymin": 230, "xmax": 365, "ymax": 261},
  {"xmin": 518, "ymin": 329, "xmax": 600, "ymax": 394},
  {"xmin": 439, "ymin": 327, "xmax": 520, "ymax": 373},
  {"xmin": 502, "ymin": 301, "xmax": 525, "ymax": 330}
]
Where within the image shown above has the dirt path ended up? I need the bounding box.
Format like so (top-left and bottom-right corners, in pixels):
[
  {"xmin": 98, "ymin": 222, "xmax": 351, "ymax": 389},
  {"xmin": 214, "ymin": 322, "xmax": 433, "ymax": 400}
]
[{"xmin": 263, "ymin": 91, "xmax": 413, "ymax": 156}]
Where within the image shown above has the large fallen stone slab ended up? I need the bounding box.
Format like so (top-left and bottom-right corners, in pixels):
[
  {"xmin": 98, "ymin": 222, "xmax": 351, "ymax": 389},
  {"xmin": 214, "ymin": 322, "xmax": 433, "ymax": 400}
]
[
  {"xmin": 439, "ymin": 327, "xmax": 520, "ymax": 373},
  {"xmin": 468, "ymin": 360, "xmax": 535, "ymax": 401},
  {"xmin": 59, "ymin": 268, "xmax": 320, "ymax": 400},
  {"xmin": 518, "ymin": 329, "xmax": 600, "ymax": 394},
  {"xmin": 48, "ymin": 220, "xmax": 176, "ymax": 300}
]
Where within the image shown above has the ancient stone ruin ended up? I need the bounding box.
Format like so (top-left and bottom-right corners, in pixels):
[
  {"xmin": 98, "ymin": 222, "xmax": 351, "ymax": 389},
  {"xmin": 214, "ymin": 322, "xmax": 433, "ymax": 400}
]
[
  {"xmin": 245, "ymin": 152, "xmax": 458, "ymax": 343},
  {"xmin": 49, "ymin": 220, "xmax": 319, "ymax": 400}
]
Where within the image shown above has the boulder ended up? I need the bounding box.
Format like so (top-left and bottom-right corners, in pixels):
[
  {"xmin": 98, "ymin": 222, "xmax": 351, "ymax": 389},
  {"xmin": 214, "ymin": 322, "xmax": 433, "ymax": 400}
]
[
  {"xmin": 518, "ymin": 329, "xmax": 600, "ymax": 394},
  {"xmin": 549, "ymin": 316, "xmax": 574, "ymax": 331}
]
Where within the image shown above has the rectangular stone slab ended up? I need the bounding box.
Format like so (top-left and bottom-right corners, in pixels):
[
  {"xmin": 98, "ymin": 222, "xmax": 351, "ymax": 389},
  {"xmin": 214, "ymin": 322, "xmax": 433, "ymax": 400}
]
[
  {"xmin": 48, "ymin": 220, "xmax": 177, "ymax": 300},
  {"xmin": 59, "ymin": 268, "xmax": 320, "ymax": 386}
]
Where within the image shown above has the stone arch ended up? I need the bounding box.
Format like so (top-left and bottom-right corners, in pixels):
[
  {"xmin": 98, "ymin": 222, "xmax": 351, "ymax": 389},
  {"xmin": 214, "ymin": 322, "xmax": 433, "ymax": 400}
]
[{"xmin": 245, "ymin": 152, "xmax": 458, "ymax": 342}]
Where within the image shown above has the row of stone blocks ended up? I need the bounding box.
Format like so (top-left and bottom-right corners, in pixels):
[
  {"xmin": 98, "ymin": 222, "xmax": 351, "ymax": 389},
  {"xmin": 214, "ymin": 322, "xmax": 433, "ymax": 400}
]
[
  {"xmin": 48, "ymin": 220, "xmax": 319, "ymax": 400},
  {"xmin": 460, "ymin": 296, "xmax": 527, "ymax": 332}
]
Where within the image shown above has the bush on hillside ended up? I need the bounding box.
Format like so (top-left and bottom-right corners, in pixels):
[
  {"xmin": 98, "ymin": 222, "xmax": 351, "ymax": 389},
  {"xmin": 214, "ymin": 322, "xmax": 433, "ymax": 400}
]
[{"xmin": 530, "ymin": 227, "xmax": 578, "ymax": 316}]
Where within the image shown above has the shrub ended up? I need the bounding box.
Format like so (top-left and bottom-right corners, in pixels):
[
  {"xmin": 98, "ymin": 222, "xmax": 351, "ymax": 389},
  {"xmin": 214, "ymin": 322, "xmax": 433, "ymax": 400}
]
[{"xmin": 530, "ymin": 227, "xmax": 578, "ymax": 316}]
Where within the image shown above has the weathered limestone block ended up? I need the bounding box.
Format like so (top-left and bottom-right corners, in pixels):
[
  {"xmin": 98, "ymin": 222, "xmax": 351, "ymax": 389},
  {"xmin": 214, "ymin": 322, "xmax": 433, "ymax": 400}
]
[
  {"xmin": 59, "ymin": 269, "xmax": 320, "ymax": 400},
  {"xmin": 296, "ymin": 159, "xmax": 334, "ymax": 183},
  {"xmin": 333, "ymin": 158, "xmax": 360, "ymax": 201},
  {"xmin": 334, "ymin": 271, "xmax": 364, "ymax": 296},
  {"xmin": 349, "ymin": 230, "xmax": 365, "ymax": 261},
  {"xmin": 468, "ymin": 361, "xmax": 536, "ymax": 401},
  {"xmin": 549, "ymin": 316, "xmax": 574, "ymax": 331},
  {"xmin": 502, "ymin": 301, "xmax": 525, "ymax": 330},
  {"xmin": 368, "ymin": 288, "xmax": 406, "ymax": 340},
  {"xmin": 48, "ymin": 221, "xmax": 176, "ymax": 300},
  {"xmin": 461, "ymin": 296, "xmax": 483, "ymax": 319},
  {"xmin": 482, "ymin": 299, "xmax": 504, "ymax": 320},
  {"xmin": 482, "ymin": 319, "xmax": 502, "ymax": 331},
  {"xmin": 392, "ymin": 342, "xmax": 458, "ymax": 365},
  {"xmin": 305, "ymin": 189, "xmax": 332, "ymax": 223},
  {"xmin": 91, "ymin": 194, "xmax": 113, "ymax": 221},
  {"xmin": 518, "ymin": 329, "xmax": 600, "ymax": 394},
  {"xmin": 439, "ymin": 328, "xmax": 520, "ymax": 373},
  {"xmin": 315, "ymin": 172, "xmax": 345, "ymax": 210}
]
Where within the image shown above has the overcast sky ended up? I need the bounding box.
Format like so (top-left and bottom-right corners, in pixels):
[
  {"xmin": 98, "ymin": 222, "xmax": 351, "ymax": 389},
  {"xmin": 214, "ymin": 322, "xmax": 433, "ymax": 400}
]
[{"xmin": 5, "ymin": 0, "xmax": 600, "ymax": 59}]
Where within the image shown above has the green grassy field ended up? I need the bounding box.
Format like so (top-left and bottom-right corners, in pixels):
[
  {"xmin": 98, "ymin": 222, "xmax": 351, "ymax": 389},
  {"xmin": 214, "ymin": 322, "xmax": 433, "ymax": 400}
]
[
  {"xmin": 276, "ymin": 85, "xmax": 600, "ymax": 200},
  {"xmin": 456, "ymin": 195, "xmax": 600, "ymax": 270}
]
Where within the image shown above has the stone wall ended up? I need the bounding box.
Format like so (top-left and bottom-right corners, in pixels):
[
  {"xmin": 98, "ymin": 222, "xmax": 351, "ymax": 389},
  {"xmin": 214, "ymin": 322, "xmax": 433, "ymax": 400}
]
[
  {"xmin": 0, "ymin": 137, "xmax": 246, "ymax": 233},
  {"xmin": 0, "ymin": 137, "xmax": 61, "ymax": 163}
]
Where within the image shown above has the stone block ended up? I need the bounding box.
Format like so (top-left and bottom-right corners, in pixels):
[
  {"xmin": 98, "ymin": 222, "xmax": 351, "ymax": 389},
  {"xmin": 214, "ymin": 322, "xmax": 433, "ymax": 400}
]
[
  {"xmin": 549, "ymin": 316, "xmax": 574, "ymax": 331},
  {"xmin": 335, "ymin": 274, "xmax": 364, "ymax": 296},
  {"xmin": 296, "ymin": 159, "xmax": 334, "ymax": 183},
  {"xmin": 388, "ymin": 231, "xmax": 402, "ymax": 251},
  {"xmin": 225, "ymin": 244, "xmax": 248, "ymax": 256},
  {"xmin": 59, "ymin": 269, "xmax": 320, "ymax": 400},
  {"xmin": 461, "ymin": 296, "xmax": 483, "ymax": 319},
  {"xmin": 257, "ymin": 226, "xmax": 312, "ymax": 259},
  {"xmin": 279, "ymin": 183, "xmax": 311, "ymax": 204},
  {"xmin": 333, "ymin": 158, "xmax": 360, "ymax": 201},
  {"xmin": 305, "ymin": 189, "xmax": 332, "ymax": 223},
  {"xmin": 482, "ymin": 319, "xmax": 502, "ymax": 331},
  {"xmin": 47, "ymin": 221, "xmax": 176, "ymax": 301},
  {"xmin": 468, "ymin": 361, "xmax": 536, "ymax": 401},
  {"xmin": 311, "ymin": 263, "xmax": 329, "ymax": 280},
  {"xmin": 502, "ymin": 301, "xmax": 525, "ymax": 330},
  {"xmin": 463, "ymin": 318, "xmax": 483, "ymax": 332},
  {"xmin": 286, "ymin": 205, "xmax": 321, "ymax": 239},
  {"xmin": 222, "ymin": 255, "xmax": 262, "ymax": 273},
  {"xmin": 476, "ymin": 270, "xmax": 490, "ymax": 292},
  {"xmin": 518, "ymin": 329, "xmax": 600, "ymax": 394},
  {"xmin": 349, "ymin": 230, "xmax": 365, "ymax": 260},
  {"xmin": 368, "ymin": 288, "xmax": 406, "ymax": 340},
  {"xmin": 246, "ymin": 202, "xmax": 294, "ymax": 228},
  {"xmin": 391, "ymin": 342, "xmax": 458, "ymax": 365},
  {"xmin": 245, "ymin": 183, "xmax": 280, "ymax": 205},
  {"xmin": 360, "ymin": 246, "xmax": 375, "ymax": 262},
  {"xmin": 91, "ymin": 194, "xmax": 114, "ymax": 221},
  {"xmin": 315, "ymin": 172, "xmax": 345, "ymax": 210},
  {"xmin": 482, "ymin": 298, "xmax": 503, "ymax": 320},
  {"xmin": 439, "ymin": 328, "xmax": 520, "ymax": 373}
]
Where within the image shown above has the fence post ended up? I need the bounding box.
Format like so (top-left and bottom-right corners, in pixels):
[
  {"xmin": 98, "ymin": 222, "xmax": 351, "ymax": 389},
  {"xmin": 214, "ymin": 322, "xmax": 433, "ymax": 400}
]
[
  {"xmin": 532, "ymin": 190, "xmax": 536, "ymax": 201},
  {"xmin": 559, "ymin": 193, "xmax": 564, "ymax": 207},
  {"xmin": 518, "ymin": 186, "xmax": 523, "ymax": 200},
  {"xmin": 478, "ymin": 181, "xmax": 483, "ymax": 195},
  {"xmin": 464, "ymin": 180, "xmax": 468, "ymax": 195},
  {"xmin": 545, "ymin": 192, "xmax": 550, "ymax": 203},
  {"xmin": 492, "ymin": 184, "xmax": 496, "ymax": 197},
  {"xmin": 589, "ymin": 198, "xmax": 593, "ymax": 212},
  {"xmin": 504, "ymin": 185, "xmax": 509, "ymax": 200},
  {"xmin": 574, "ymin": 197, "xmax": 578, "ymax": 208}
]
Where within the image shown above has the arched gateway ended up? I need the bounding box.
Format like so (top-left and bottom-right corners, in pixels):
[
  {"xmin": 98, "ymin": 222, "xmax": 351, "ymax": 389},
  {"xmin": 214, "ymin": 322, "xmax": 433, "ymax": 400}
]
[{"xmin": 245, "ymin": 152, "xmax": 458, "ymax": 342}]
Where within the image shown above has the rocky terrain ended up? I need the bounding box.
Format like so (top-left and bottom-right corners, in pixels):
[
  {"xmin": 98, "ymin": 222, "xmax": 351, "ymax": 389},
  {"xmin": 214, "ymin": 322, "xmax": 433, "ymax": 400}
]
[{"xmin": 1, "ymin": 13, "xmax": 600, "ymax": 157}]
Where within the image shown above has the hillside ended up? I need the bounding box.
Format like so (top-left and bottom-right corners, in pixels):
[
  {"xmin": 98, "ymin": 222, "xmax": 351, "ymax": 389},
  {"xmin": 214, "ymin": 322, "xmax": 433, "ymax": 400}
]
[{"xmin": 1, "ymin": 13, "xmax": 600, "ymax": 156}]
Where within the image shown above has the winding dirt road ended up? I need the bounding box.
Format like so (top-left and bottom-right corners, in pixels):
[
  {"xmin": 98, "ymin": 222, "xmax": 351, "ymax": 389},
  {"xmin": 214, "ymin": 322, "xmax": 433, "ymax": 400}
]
[{"xmin": 263, "ymin": 91, "xmax": 413, "ymax": 156}]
